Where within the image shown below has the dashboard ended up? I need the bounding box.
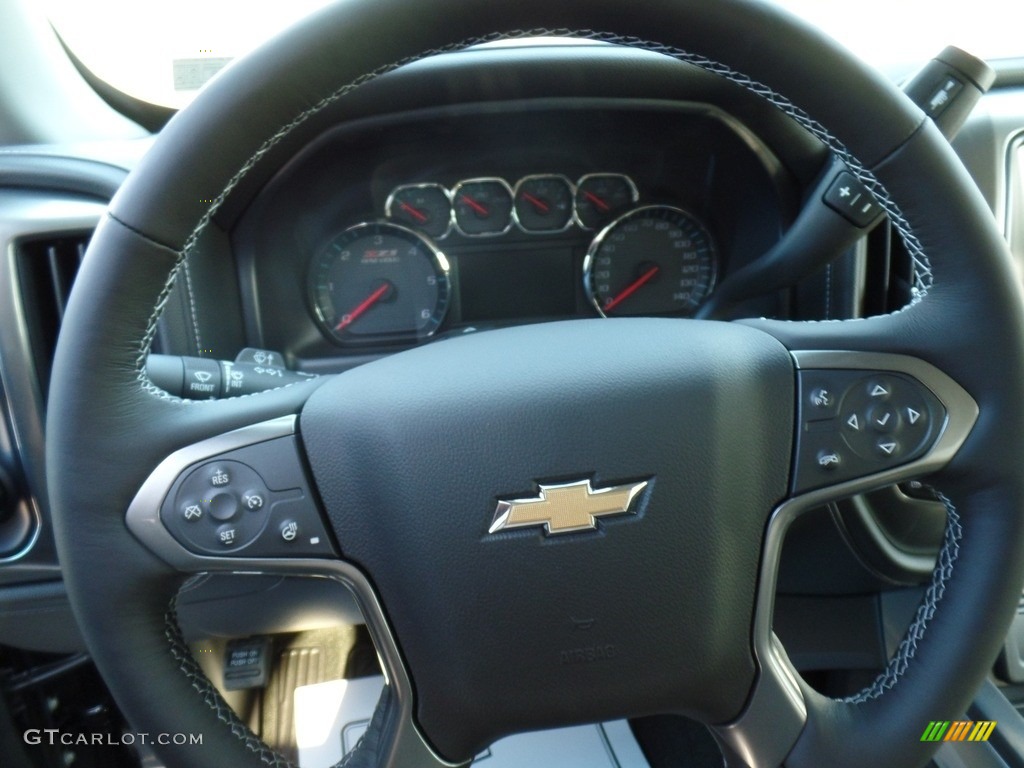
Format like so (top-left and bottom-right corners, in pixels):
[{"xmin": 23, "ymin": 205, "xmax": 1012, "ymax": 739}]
[
  {"xmin": 3, "ymin": 37, "xmax": 1024, "ymax": 768},
  {"xmin": 233, "ymin": 102, "xmax": 799, "ymax": 361}
]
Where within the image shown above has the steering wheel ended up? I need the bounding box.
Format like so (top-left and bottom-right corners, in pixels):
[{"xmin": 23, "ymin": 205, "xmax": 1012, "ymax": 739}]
[{"xmin": 45, "ymin": 0, "xmax": 1024, "ymax": 766}]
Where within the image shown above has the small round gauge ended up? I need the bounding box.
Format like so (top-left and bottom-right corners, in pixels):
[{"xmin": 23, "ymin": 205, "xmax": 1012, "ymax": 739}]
[
  {"xmin": 583, "ymin": 205, "xmax": 717, "ymax": 317},
  {"xmin": 513, "ymin": 175, "xmax": 574, "ymax": 233},
  {"xmin": 452, "ymin": 178, "xmax": 514, "ymax": 236},
  {"xmin": 386, "ymin": 184, "xmax": 452, "ymax": 239},
  {"xmin": 574, "ymin": 173, "xmax": 639, "ymax": 230},
  {"xmin": 310, "ymin": 221, "xmax": 450, "ymax": 345}
]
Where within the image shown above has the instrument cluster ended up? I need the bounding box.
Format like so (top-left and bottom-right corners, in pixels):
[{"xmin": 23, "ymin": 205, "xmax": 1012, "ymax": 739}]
[
  {"xmin": 234, "ymin": 103, "xmax": 794, "ymax": 361},
  {"xmin": 310, "ymin": 173, "xmax": 718, "ymax": 346}
]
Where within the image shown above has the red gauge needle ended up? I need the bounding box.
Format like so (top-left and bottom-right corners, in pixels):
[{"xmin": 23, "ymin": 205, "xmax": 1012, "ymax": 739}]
[
  {"xmin": 584, "ymin": 191, "xmax": 610, "ymax": 212},
  {"xmin": 335, "ymin": 282, "xmax": 391, "ymax": 331},
  {"xmin": 521, "ymin": 192, "xmax": 550, "ymax": 213},
  {"xmin": 460, "ymin": 195, "xmax": 489, "ymax": 216},
  {"xmin": 399, "ymin": 202, "xmax": 428, "ymax": 223},
  {"xmin": 603, "ymin": 266, "xmax": 660, "ymax": 313}
]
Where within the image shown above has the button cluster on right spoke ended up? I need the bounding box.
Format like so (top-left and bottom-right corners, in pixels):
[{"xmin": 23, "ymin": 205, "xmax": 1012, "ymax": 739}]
[{"xmin": 794, "ymin": 370, "xmax": 945, "ymax": 493}]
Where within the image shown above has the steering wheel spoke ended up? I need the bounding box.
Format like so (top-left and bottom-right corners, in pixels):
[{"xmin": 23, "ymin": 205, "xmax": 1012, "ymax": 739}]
[
  {"xmin": 126, "ymin": 415, "xmax": 466, "ymax": 767},
  {"xmin": 126, "ymin": 416, "xmax": 336, "ymax": 567},
  {"xmin": 711, "ymin": 349, "xmax": 978, "ymax": 768}
]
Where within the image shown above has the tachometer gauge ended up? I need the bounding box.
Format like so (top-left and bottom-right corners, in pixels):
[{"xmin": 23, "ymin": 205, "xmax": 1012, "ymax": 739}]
[
  {"xmin": 583, "ymin": 205, "xmax": 716, "ymax": 317},
  {"xmin": 385, "ymin": 183, "xmax": 452, "ymax": 239},
  {"xmin": 574, "ymin": 173, "xmax": 639, "ymax": 230},
  {"xmin": 310, "ymin": 222, "xmax": 450, "ymax": 346}
]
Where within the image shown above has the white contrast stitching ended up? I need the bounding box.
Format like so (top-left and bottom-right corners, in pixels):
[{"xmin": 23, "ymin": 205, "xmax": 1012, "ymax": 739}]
[
  {"xmin": 825, "ymin": 263, "xmax": 833, "ymax": 320},
  {"xmin": 135, "ymin": 28, "xmax": 934, "ymax": 404},
  {"xmin": 180, "ymin": 258, "xmax": 204, "ymax": 355},
  {"xmin": 166, "ymin": 578, "xmax": 373, "ymax": 768},
  {"xmin": 165, "ymin": 588, "xmax": 304, "ymax": 768},
  {"xmin": 842, "ymin": 490, "xmax": 962, "ymax": 703},
  {"xmin": 146, "ymin": 24, "xmax": 944, "ymax": 757}
]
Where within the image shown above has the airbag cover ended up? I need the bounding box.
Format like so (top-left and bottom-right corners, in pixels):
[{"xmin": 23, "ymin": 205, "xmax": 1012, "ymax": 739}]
[{"xmin": 300, "ymin": 318, "xmax": 793, "ymax": 761}]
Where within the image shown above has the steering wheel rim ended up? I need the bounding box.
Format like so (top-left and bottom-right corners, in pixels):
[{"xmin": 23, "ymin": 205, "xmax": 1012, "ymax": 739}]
[{"xmin": 45, "ymin": 1, "xmax": 1024, "ymax": 767}]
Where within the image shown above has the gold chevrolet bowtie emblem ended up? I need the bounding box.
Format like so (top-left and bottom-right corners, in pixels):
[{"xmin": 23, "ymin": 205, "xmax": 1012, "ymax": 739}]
[{"xmin": 489, "ymin": 478, "xmax": 649, "ymax": 536}]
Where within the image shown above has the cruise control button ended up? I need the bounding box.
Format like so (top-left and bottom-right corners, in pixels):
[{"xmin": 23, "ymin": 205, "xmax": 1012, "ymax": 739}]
[
  {"xmin": 161, "ymin": 450, "xmax": 309, "ymax": 556},
  {"xmin": 217, "ymin": 525, "xmax": 239, "ymax": 547},
  {"xmin": 243, "ymin": 492, "xmax": 265, "ymax": 511},
  {"xmin": 210, "ymin": 467, "xmax": 231, "ymax": 487},
  {"xmin": 182, "ymin": 502, "xmax": 203, "ymax": 522}
]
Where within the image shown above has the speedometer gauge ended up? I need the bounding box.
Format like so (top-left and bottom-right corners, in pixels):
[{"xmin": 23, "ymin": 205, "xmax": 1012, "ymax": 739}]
[
  {"xmin": 310, "ymin": 222, "xmax": 450, "ymax": 346},
  {"xmin": 583, "ymin": 205, "xmax": 717, "ymax": 317}
]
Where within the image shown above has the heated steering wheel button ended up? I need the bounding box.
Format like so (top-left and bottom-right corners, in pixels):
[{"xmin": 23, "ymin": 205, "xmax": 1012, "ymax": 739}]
[
  {"xmin": 237, "ymin": 496, "xmax": 335, "ymax": 558},
  {"xmin": 280, "ymin": 520, "xmax": 299, "ymax": 542},
  {"xmin": 208, "ymin": 492, "xmax": 239, "ymax": 521}
]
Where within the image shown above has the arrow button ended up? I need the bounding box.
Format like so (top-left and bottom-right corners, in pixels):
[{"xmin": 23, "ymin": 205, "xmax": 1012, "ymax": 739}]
[
  {"xmin": 877, "ymin": 440, "xmax": 899, "ymax": 457},
  {"xmin": 845, "ymin": 413, "xmax": 860, "ymax": 431},
  {"xmin": 907, "ymin": 407, "xmax": 923, "ymax": 426}
]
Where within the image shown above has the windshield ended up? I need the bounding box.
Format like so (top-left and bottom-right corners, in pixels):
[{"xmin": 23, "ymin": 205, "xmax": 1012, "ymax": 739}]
[
  {"xmin": 45, "ymin": 0, "xmax": 1024, "ymax": 110},
  {"xmin": 44, "ymin": 0, "xmax": 335, "ymax": 109}
]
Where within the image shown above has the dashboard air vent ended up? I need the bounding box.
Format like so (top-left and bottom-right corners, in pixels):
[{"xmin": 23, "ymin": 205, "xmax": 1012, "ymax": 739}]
[
  {"xmin": 15, "ymin": 232, "xmax": 90, "ymax": 396},
  {"xmin": 861, "ymin": 218, "xmax": 915, "ymax": 316}
]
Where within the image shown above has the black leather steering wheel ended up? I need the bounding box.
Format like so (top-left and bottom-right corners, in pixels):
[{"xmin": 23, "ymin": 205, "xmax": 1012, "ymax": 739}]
[{"xmin": 45, "ymin": 1, "xmax": 1024, "ymax": 766}]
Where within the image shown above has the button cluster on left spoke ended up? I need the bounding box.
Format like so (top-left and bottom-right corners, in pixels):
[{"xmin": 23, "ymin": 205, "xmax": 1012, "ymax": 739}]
[
  {"xmin": 173, "ymin": 461, "xmax": 266, "ymax": 550},
  {"xmin": 159, "ymin": 436, "xmax": 335, "ymax": 558}
]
